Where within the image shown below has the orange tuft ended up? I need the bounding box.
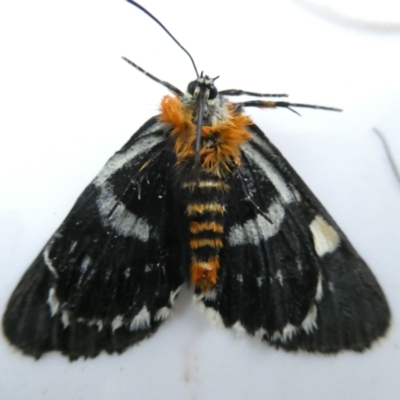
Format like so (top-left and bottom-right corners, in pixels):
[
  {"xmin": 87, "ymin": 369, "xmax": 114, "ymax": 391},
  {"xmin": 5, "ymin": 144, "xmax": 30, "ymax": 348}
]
[
  {"xmin": 159, "ymin": 95, "xmax": 196, "ymax": 161},
  {"xmin": 189, "ymin": 238, "xmax": 223, "ymax": 249},
  {"xmin": 159, "ymin": 95, "xmax": 253, "ymax": 176},
  {"xmin": 189, "ymin": 221, "xmax": 224, "ymax": 234},
  {"xmin": 200, "ymin": 108, "xmax": 252, "ymax": 176},
  {"xmin": 190, "ymin": 256, "xmax": 220, "ymax": 291},
  {"xmin": 186, "ymin": 203, "xmax": 226, "ymax": 216}
]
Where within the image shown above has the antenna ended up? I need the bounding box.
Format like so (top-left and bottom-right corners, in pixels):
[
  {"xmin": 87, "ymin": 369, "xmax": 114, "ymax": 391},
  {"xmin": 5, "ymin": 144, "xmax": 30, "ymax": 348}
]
[{"xmin": 125, "ymin": 0, "xmax": 199, "ymax": 77}]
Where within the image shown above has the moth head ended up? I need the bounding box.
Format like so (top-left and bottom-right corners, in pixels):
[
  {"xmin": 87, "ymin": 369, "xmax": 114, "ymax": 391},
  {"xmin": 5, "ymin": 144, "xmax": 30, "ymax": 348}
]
[{"xmin": 186, "ymin": 75, "xmax": 219, "ymax": 105}]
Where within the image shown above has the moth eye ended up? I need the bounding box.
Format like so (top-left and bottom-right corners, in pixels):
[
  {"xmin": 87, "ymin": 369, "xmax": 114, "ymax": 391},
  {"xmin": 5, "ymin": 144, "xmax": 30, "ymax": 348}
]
[
  {"xmin": 208, "ymin": 85, "xmax": 218, "ymax": 100},
  {"xmin": 187, "ymin": 81, "xmax": 197, "ymax": 95}
]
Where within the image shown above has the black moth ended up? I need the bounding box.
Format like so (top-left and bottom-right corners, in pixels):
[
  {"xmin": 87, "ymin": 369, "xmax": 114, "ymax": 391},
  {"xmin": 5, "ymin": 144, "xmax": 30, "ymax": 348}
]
[{"xmin": 3, "ymin": 0, "xmax": 390, "ymax": 360}]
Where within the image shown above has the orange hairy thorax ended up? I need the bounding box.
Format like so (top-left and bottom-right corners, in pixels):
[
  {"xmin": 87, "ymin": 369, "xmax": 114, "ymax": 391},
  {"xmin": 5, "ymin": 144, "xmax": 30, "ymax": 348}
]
[{"xmin": 159, "ymin": 95, "xmax": 252, "ymax": 176}]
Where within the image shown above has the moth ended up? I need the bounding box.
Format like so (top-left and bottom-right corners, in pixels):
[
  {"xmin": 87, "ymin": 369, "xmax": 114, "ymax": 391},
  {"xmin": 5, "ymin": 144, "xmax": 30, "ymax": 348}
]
[{"xmin": 3, "ymin": 0, "xmax": 390, "ymax": 360}]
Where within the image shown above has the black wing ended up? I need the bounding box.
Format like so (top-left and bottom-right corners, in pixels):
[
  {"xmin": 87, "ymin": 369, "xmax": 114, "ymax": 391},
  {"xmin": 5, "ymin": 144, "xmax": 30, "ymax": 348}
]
[
  {"xmin": 195, "ymin": 123, "xmax": 390, "ymax": 353},
  {"xmin": 3, "ymin": 117, "xmax": 186, "ymax": 360}
]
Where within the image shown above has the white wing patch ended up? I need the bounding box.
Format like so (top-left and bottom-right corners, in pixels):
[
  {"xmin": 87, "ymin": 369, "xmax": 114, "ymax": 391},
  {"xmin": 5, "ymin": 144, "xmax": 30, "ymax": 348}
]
[
  {"xmin": 254, "ymin": 328, "xmax": 267, "ymax": 340},
  {"xmin": 87, "ymin": 319, "xmax": 104, "ymax": 332},
  {"xmin": 290, "ymin": 184, "xmax": 302, "ymax": 202},
  {"xmin": 315, "ymin": 273, "xmax": 323, "ymax": 302},
  {"xmin": 112, "ymin": 315, "xmax": 124, "ymax": 332},
  {"xmin": 227, "ymin": 201, "xmax": 285, "ymax": 246},
  {"xmin": 69, "ymin": 241, "xmax": 77, "ymax": 254},
  {"xmin": 232, "ymin": 321, "xmax": 246, "ymax": 337},
  {"xmin": 43, "ymin": 242, "xmax": 59, "ymax": 278},
  {"xmin": 169, "ymin": 287, "xmax": 181, "ymax": 305},
  {"xmin": 269, "ymin": 304, "xmax": 318, "ymax": 342},
  {"xmin": 129, "ymin": 306, "xmax": 151, "ymax": 331},
  {"xmin": 154, "ymin": 307, "xmax": 170, "ymax": 321},
  {"xmin": 61, "ymin": 311, "xmax": 70, "ymax": 328},
  {"xmin": 96, "ymin": 185, "xmax": 150, "ymax": 241},
  {"xmin": 80, "ymin": 255, "xmax": 91, "ymax": 272},
  {"xmin": 309, "ymin": 215, "xmax": 340, "ymax": 257},
  {"xmin": 47, "ymin": 288, "xmax": 59, "ymax": 316},
  {"xmin": 301, "ymin": 304, "xmax": 318, "ymax": 333},
  {"xmin": 56, "ymin": 308, "xmax": 157, "ymax": 333},
  {"xmin": 275, "ymin": 270, "xmax": 283, "ymax": 286},
  {"xmin": 92, "ymin": 124, "xmax": 165, "ymax": 241},
  {"xmin": 271, "ymin": 323, "xmax": 299, "ymax": 342}
]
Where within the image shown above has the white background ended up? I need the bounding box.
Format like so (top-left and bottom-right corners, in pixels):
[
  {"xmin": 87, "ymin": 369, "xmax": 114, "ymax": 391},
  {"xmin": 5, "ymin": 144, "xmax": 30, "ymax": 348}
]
[{"xmin": 1, "ymin": 0, "xmax": 400, "ymax": 399}]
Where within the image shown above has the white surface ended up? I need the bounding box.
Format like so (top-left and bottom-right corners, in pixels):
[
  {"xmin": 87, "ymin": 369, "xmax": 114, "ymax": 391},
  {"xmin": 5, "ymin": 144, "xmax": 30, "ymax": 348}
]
[
  {"xmin": 295, "ymin": 0, "xmax": 400, "ymax": 30},
  {"xmin": 0, "ymin": 0, "xmax": 399, "ymax": 399}
]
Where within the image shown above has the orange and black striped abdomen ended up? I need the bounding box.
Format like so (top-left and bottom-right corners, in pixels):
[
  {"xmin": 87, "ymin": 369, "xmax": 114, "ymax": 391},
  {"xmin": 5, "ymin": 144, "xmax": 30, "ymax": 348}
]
[{"xmin": 183, "ymin": 178, "xmax": 228, "ymax": 292}]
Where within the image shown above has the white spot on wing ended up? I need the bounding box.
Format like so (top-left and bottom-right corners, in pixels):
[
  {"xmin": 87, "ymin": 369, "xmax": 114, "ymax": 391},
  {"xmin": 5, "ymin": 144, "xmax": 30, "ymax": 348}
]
[
  {"xmin": 43, "ymin": 244, "xmax": 59, "ymax": 278},
  {"xmin": 290, "ymin": 184, "xmax": 302, "ymax": 202},
  {"xmin": 310, "ymin": 215, "xmax": 340, "ymax": 257},
  {"xmin": 80, "ymin": 255, "xmax": 91, "ymax": 272},
  {"xmin": 112, "ymin": 315, "xmax": 124, "ymax": 332},
  {"xmin": 96, "ymin": 186, "xmax": 150, "ymax": 241},
  {"xmin": 169, "ymin": 286, "xmax": 181, "ymax": 305},
  {"xmin": 154, "ymin": 307, "xmax": 170, "ymax": 321},
  {"xmin": 47, "ymin": 288, "xmax": 59, "ymax": 316},
  {"xmin": 228, "ymin": 201, "xmax": 285, "ymax": 246},
  {"xmin": 301, "ymin": 304, "xmax": 318, "ymax": 333},
  {"xmin": 232, "ymin": 321, "xmax": 246, "ymax": 337},
  {"xmin": 275, "ymin": 270, "xmax": 283, "ymax": 286},
  {"xmin": 315, "ymin": 273, "xmax": 323, "ymax": 302},
  {"xmin": 88, "ymin": 319, "xmax": 104, "ymax": 332},
  {"xmin": 130, "ymin": 306, "xmax": 151, "ymax": 331},
  {"xmin": 271, "ymin": 323, "xmax": 299, "ymax": 342},
  {"xmin": 69, "ymin": 241, "xmax": 77, "ymax": 253},
  {"xmin": 270, "ymin": 305, "xmax": 318, "ymax": 342},
  {"xmin": 242, "ymin": 143, "xmax": 295, "ymax": 204},
  {"xmin": 61, "ymin": 311, "xmax": 70, "ymax": 328},
  {"xmin": 193, "ymin": 295, "xmax": 224, "ymax": 327},
  {"xmin": 254, "ymin": 328, "xmax": 267, "ymax": 340}
]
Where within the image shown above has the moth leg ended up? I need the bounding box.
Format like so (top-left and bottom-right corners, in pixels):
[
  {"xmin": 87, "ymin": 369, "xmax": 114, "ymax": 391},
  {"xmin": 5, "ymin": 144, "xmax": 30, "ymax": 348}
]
[
  {"xmin": 219, "ymin": 89, "xmax": 288, "ymax": 98},
  {"xmin": 236, "ymin": 100, "xmax": 342, "ymax": 115}
]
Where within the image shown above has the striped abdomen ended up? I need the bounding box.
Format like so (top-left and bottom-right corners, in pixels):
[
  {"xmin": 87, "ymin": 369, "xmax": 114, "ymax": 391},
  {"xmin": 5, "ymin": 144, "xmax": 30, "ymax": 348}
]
[{"xmin": 183, "ymin": 178, "xmax": 228, "ymax": 292}]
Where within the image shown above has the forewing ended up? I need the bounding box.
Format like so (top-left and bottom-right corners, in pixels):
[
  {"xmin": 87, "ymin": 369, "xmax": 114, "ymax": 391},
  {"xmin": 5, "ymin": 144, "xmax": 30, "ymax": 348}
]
[
  {"xmin": 3, "ymin": 118, "xmax": 185, "ymax": 359},
  {"xmin": 195, "ymin": 124, "xmax": 390, "ymax": 353}
]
